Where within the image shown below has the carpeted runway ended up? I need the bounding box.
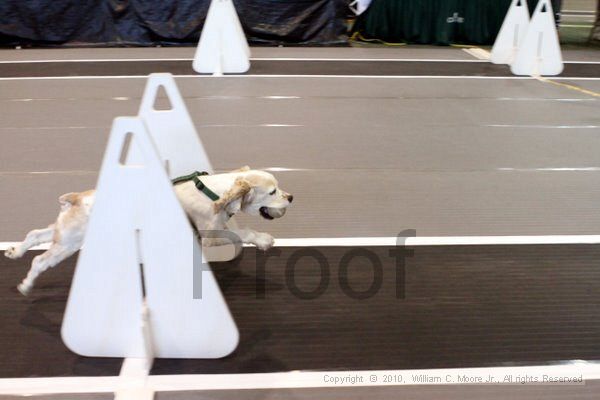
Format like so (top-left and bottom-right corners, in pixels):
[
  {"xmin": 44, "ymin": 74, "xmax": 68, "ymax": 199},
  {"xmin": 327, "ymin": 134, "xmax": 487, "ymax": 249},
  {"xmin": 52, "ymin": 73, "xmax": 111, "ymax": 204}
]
[{"xmin": 2, "ymin": 245, "xmax": 599, "ymax": 378}]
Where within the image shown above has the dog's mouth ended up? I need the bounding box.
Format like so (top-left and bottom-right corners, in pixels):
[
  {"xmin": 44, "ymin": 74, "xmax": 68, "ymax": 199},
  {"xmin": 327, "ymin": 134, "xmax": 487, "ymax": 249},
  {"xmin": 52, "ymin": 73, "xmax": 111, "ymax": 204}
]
[{"xmin": 259, "ymin": 207, "xmax": 274, "ymax": 220}]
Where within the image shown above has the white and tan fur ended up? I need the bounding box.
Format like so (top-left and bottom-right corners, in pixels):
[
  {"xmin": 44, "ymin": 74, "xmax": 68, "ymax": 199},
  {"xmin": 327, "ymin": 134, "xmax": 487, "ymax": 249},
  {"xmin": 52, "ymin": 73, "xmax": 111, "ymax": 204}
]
[{"xmin": 4, "ymin": 167, "xmax": 292, "ymax": 296}]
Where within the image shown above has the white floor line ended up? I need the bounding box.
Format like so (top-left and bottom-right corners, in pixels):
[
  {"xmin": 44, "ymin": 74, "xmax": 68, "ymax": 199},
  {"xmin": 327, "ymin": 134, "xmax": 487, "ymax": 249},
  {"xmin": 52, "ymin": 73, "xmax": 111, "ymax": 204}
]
[
  {"xmin": 2, "ymin": 235, "xmax": 600, "ymax": 252},
  {"xmin": 272, "ymin": 236, "xmax": 600, "ymax": 247},
  {"xmin": 197, "ymin": 123, "xmax": 302, "ymax": 128},
  {"xmin": 0, "ymin": 58, "xmax": 194, "ymax": 63},
  {"xmin": 252, "ymin": 58, "xmax": 487, "ymax": 62},
  {"xmin": 2, "ymin": 75, "xmax": 600, "ymax": 81},
  {"xmin": 0, "ymin": 171, "xmax": 96, "ymax": 176},
  {"xmin": 0, "ymin": 376, "xmax": 120, "ymax": 395},
  {"xmin": 561, "ymin": 60, "xmax": 600, "ymax": 64},
  {"xmin": 0, "ymin": 74, "xmax": 599, "ymax": 81},
  {"xmin": 0, "ymin": 126, "xmax": 103, "ymax": 130},
  {"xmin": 0, "ymin": 58, "xmax": 485, "ymax": 64},
  {"xmin": 498, "ymin": 167, "xmax": 600, "ymax": 172},
  {"xmin": 8, "ymin": 97, "xmax": 595, "ymax": 103},
  {"xmin": 487, "ymin": 124, "xmax": 600, "ymax": 129},
  {"xmin": 0, "ymin": 75, "xmax": 600, "ymax": 81},
  {"xmin": 0, "ymin": 57, "xmax": 597, "ymax": 64},
  {"xmin": 496, "ymin": 97, "xmax": 596, "ymax": 101},
  {"xmin": 0, "ymin": 363, "xmax": 598, "ymax": 395}
]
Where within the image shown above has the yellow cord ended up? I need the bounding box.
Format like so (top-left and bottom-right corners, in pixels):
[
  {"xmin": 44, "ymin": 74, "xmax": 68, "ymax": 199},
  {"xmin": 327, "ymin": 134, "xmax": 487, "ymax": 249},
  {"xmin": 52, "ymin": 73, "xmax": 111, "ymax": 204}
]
[
  {"xmin": 536, "ymin": 76, "xmax": 600, "ymax": 98},
  {"xmin": 350, "ymin": 33, "xmax": 487, "ymax": 48},
  {"xmin": 349, "ymin": 31, "xmax": 407, "ymax": 46},
  {"xmin": 450, "ymin": 44, "xmax": 478, "ymax": 48}
]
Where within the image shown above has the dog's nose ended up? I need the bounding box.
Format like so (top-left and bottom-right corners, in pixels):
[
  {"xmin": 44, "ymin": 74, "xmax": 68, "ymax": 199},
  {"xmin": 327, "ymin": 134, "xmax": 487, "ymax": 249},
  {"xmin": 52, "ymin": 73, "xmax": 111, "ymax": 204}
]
[{"xmin": 287, "ymin": 194, "xmax": 294, "ymax": 203}]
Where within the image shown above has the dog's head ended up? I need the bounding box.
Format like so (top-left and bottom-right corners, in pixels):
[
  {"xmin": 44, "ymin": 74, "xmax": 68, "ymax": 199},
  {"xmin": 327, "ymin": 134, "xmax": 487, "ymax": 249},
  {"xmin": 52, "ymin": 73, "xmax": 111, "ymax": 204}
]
[
  {"xmin": 212, "ymin": 167, "xmax": 293, "ymax": 219},
  {"xmin": 241, "ymin": 170, "xmax": 294, "ymax": 219},
  {"xmin": 240, "ymin": 170, "xmax": 293, "ymax": 220}
]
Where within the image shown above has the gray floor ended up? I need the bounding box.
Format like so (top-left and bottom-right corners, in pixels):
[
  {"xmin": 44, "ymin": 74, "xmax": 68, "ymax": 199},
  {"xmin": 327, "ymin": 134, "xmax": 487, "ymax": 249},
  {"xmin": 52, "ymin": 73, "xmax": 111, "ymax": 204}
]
[
  {"xmin": 0, "ymin": 46, "xmax": 479, "ymax": 61},
  {"xmin": 562, "ymin": 79, "xmax": 600, "ymax": 92},
  {"xmin": 1, "ymin": 50, "xmax": 599, "ymax": 239},
  {"xmin": 158, "ymin": 382, "xmax": 600, "ymax": 400},
  {"xmin": 563, "ymin": 0, "xmax": 595, "ymax": 10},
  {"xmin": 1, "ymin": 45, "xmax": 600, "ymax": 398},
  {"xmin": 1, "ymin": 381, "xmax": 600, "ymax": 400}
]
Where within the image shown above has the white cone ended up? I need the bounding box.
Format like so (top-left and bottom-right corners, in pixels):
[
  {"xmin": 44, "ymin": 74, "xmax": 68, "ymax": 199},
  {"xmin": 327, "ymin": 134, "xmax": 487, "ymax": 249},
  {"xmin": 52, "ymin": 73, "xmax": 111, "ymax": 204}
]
[
  {"xmin": 61, "ymin": 117, "xmax": 239, "ymax": 359},
  {"xmin": 491, "ymin": 0, "xmax": 530, "ymax": 64},
  {"xmin": 193, "ymin": 0, "xmax": 250, "ymax": 74},
  {"xmin": 511, "ymin": 0, "xmax": 563, "ymax": 76}
]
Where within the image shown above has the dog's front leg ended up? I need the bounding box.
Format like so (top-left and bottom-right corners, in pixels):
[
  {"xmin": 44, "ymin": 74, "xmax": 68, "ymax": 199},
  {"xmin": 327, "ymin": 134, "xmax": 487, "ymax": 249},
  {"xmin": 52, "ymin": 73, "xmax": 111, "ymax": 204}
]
[
  {"xmin": 193, "ymin": 215, "xmax": 237, "ymax": 248},
  {"xmin": 199, "ymin": 227, "xmax": 274, "ymax": 251},
  {"xmin": 231, "ymin": 228, "xmax": 274, "ymax": 251}
]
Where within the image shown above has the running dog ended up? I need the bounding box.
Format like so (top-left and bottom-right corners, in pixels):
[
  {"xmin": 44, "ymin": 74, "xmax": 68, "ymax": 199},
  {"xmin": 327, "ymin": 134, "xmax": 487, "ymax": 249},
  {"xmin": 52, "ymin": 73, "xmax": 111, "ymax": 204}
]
[{"xmin": 4, "ymin": 167, "xmax": 293, "ymax": 295}]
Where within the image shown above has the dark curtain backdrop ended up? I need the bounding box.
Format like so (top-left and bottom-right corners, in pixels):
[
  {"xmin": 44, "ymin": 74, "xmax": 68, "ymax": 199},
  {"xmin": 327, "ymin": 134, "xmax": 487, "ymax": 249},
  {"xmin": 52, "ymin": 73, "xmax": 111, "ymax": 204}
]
[
  {"xmin": 352, "ymin": 0, "xmax": 563, "ymax": 45},
  {"xmin": 592, "ymin": 0, "xmax": 600, "ymax": 42},
  {"xmin": 0, "ymin": 0, "xmax": 347, "ymax": 46}
]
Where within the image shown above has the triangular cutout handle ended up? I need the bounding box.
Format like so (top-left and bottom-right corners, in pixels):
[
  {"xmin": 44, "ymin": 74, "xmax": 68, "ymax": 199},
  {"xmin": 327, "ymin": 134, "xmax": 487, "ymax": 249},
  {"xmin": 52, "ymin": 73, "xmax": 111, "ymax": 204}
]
[
  {"xmin": 139, "ymin": 74, "xmax": 185, "ymax": 116},
  {"xmin": 152, "ymin": 85, "xmax": 174, "ymax": 111},
  {"xmin": 118, "ymin": 132, "xmax": 145, "ymax": 167},
  {"xmin": 118, "ymin": 130, "xmax": 147, "ymax": 168}
]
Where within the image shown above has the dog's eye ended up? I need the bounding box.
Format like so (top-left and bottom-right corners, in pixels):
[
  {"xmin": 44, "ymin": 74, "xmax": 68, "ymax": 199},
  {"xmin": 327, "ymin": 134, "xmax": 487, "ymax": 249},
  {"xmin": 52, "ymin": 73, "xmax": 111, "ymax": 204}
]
[{"xmin": 269, "ymin": 189, "xmax": 276, "ymax": 195}]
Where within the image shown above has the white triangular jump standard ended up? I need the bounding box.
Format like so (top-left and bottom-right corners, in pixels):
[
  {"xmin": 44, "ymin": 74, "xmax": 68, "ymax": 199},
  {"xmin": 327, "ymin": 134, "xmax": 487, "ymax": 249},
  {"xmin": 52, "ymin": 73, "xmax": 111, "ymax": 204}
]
[
  {"xmin": 61, "ymin": 117, "xmax": 239, "ymax": 360},
  {"xmin": 137, "ymin": 73, "xmax": 242, "ymax": 262},
  {"xmin": 491, "ymin": 0, "xmax": 530, "ymax": 64},
  {"xmin": 193, "ymin": 0, "xmax": 250, "ymax": 74},
  {"xmin": 511, "ymin": 0, "xmax": 564, "ymax": 76}
]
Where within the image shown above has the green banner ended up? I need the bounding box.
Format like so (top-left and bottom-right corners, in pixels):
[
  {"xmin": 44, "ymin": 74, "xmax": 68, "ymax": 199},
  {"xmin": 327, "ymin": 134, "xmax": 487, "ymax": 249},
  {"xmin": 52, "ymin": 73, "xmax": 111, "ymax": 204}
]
[{"xmin": 352, "ymin": 0, "xmax": 561, "ymax": 45}]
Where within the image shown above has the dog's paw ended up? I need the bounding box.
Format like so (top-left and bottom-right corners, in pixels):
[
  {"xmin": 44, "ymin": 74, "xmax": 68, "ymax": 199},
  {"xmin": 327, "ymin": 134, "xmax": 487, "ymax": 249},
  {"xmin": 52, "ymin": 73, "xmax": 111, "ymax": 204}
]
[
  {"xmin": 4, "ymin": 246, "xmax": 22, "ymax": 259},
  {"xmin": 253, "ymin": 232, "xmax": 275, "ymax": 251},
  {"xmin": 17, "ymin": 282, "xmax": 31, "ymax": 296}
]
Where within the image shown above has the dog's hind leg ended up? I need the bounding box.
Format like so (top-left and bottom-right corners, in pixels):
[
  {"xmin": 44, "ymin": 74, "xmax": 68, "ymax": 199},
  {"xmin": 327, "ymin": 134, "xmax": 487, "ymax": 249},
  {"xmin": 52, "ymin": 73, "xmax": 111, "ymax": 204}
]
[
  {"xmin": 17, "ymin": 242, "xmax": 77, "ymax": 296},
  {"xmin": 4, "ymin": 225, "xmax": 55, "ymax": 260}
]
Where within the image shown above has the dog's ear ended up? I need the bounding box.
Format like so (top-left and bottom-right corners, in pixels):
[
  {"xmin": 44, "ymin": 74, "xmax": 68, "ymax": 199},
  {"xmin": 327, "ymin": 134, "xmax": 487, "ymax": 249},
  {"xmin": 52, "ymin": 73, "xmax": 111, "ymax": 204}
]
[
  {"xmin": 59, "ymin": 192, "xmax": 79, "ymax": 205},
  {"xmin": 230, "ymin": 165, "xmax": 250, "ymax": 173},
  {"xmin": 58, "ymin": 192, "xmax": 81, "ymax": 212},
  {"xmin": 213, "ymin": 177, "xmax": 252, "ymax": 213}
]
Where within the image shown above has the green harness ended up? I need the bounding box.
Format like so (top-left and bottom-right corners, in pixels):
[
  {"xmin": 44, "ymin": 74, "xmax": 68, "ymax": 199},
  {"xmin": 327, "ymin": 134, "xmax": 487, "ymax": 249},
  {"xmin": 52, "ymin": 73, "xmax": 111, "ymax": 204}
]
[{"xmin": 171, "ymin": 171, "xmax": 220, "ymax": 201}]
